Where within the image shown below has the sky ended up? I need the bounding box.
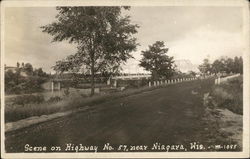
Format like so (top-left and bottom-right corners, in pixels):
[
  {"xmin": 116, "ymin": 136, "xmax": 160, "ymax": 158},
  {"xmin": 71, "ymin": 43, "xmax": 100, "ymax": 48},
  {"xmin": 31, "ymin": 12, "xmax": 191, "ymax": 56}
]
[{"xmin": 4, "ymin": 6, "xmax": 243, "ymax": 73}]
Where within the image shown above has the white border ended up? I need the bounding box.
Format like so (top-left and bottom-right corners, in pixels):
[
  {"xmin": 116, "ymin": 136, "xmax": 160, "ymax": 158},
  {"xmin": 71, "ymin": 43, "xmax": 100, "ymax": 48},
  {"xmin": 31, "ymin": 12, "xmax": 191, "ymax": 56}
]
[{"xmin": 1, "ymin": 0, "xmax": 249, "ymax": 158}]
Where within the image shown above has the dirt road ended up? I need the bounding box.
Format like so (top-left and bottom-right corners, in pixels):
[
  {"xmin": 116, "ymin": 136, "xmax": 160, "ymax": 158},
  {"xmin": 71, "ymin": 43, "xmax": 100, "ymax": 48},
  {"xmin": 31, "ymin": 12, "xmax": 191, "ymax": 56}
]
[{"xmin": 5, "ymin": 79, "xmax": 217, "ymax": 152}]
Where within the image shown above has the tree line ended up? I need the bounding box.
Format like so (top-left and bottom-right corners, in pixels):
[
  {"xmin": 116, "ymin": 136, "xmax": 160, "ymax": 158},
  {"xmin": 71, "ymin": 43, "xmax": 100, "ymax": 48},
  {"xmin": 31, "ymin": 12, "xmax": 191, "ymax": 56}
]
[
  {"xmin": 198, "ymin": 56, "xmax": 243, "ymax": 75},
  {"xmin": 5, "ymin": 62, "xmax": 48, "ymax": 94}
]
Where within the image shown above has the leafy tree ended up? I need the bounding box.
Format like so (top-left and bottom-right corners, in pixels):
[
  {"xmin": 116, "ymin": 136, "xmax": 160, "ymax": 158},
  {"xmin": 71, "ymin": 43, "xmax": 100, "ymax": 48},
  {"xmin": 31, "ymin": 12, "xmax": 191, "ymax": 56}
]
[
  {"xmin": 198, "ymin": 58, "xmax": 211, "ymax": 75},
  {"xmin": 238, "ymin": 56, "xmax": 243, "ymax": 74},
  {"xmin": 5, "ymin": 62, "xmax": 48, "ymax": 94},
  {"xmin": 17, "ymin": 62, "xmax": 20, "ymax": 68},
  {"xmin": 139, "ymin": 41, "xmax": 175, "ymax": 80},
  {"xmin": 211, "ymin": 59, "xmax": 225, "ymax": 74},
  {"xmin": 41, "ymin": 7, "xmax": 139, "ymax": 96},
  {"xmin": 224, "ymin": 58, "xmax": 234, "ymax": 74},
  {"xmin": 234, "ymin": 56, "xmax": 243, "ymax": 74},
  {"xmin": 34, "ymin": 68, "xmax": 47, "ymax": 77},
  {"xmin": 187, "ymin": 71, "xmax": 197, "ymax": 77},
  {"xmin": 23, "ymin": 63, "xmax": 33, "ymax": 75},
  {"xmin": 210, "ymin": 56, "xmax": 243, "ymax": 75}
]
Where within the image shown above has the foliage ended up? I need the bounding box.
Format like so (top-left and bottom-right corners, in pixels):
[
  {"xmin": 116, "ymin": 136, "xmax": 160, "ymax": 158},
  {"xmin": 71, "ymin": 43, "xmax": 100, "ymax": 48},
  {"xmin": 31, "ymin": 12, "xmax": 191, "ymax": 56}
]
[
  {"xmin": 117, "ymin": 79, "xmax": 149, "ymax": 88},
  {"xmin": 5, "ymin": 63, "xmax": 48, "ymax": 94},
  {"xmin": 211, "ymin": 76, "xmax": 243, "ymax": 115},
  {"xmin": 23, "ymin": 63, "xmax": 33, "ymax": 75},
  {"xmin": 199, "ymin": 56, "xmax": 243, "ymax": 75},
  {"xmin": 41, "ymin": 7, "xmax": 139, "ymax": 95},
  {"xmin": 63, "ymin": 88, "xmax": 70, "ymax": 97},
  {"xmin": 12, "ymin": 94, "xmax": 45, "ymax": 106},
  {"xmin": 198, "ymin": 58, "xmax": 211, "ymax": 75},
  {"xmin": 47, "ymin": 96, "xmax": 62, "ymax": 103},
  {"xmin": 187, "ymin": 71, "xmax": 197, "ymax": 77},
  {"xmin": 171, "ymin": 71, "xmax": 196, "ymax": 79},
  {"xmin": 139, "ymin": 41, "xmax": 175, "ymax": 80}
]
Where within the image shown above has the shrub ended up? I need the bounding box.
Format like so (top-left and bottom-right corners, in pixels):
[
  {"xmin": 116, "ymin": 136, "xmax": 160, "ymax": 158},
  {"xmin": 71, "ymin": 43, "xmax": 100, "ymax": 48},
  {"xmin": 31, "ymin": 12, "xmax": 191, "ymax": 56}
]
[
  {"xmin": 47, "ymin": 96, "xmax": 62, "ymax": 103},
  {"xmin": 211, "ymin": 76, "xmax": 243, "ymax": 115},
  {"xmin": 118, "ymin": 79, "xmax": 149, "ymax": 88},
  {"xmin": 12, "ymin": 94, "xmax": 45, "ymax": 106},
  {"xmin": 63, "ymin": 88, "xmax": 70, "ymax": 97}
]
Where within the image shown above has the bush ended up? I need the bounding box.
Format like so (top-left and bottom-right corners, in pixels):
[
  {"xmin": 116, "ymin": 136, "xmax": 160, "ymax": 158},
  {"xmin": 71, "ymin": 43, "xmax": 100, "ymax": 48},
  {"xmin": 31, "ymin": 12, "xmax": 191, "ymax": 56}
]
[
  {"xmin": 63, "ymin": 88, "xmax": 70, "ymax": 97},
  {"xmin": 211, "ymin": 76, "xmax": 243, "ymax": 114},
  {"xmin": 47, "ymin": 96, "xmax": 62, "ymax": 103},
  {"xmin": 5, "ymin": 74, "xmax": 46, "ymax": 94},
  {"xmin": 118, "ymin": 79, "xmax": 149, "ymax": 88},
  {"xmin": 12, "ymin": 94, "xmax": 45, "ymax": 106}
]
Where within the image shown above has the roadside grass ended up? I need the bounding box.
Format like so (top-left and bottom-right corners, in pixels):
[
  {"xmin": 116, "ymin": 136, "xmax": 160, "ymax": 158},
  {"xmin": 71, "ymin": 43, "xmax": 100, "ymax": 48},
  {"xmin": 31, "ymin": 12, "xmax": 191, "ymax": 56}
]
[
  {"xmin": 5, "ymin": 81, "xmax": 186, "ymax": 123},
  {"xmin": 210, "ymin": 75, "xmax": 243, "ymax": 114}
]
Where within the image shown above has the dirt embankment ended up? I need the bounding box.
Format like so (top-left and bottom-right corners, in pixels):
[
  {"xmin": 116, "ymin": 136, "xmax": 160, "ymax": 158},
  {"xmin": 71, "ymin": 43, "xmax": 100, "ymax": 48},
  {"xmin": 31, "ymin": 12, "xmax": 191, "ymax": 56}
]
[{"xmin": 202, "ymin": 76, "xmax": 243, "ymax": 150}]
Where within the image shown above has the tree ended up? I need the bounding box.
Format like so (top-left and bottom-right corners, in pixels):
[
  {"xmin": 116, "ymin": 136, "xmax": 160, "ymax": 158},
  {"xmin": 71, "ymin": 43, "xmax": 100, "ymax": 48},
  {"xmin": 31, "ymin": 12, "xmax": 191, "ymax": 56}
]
[
  {"xmin": 23, "ymin": 63, "xmax": 33, "ymax": 75},
  {"xmin": 139, "ymin": 41, "xmax": 175, "ymax": 80},
  {"xmin": 211, "ymin": 59, "xmax": 225, "ymax": 74},
  {"xmin": 17, "ymin": 62, "xmax": 20, "ymax": 68},
  {"xmin": 5, "ymin": 63, "xmax": 48, "ymax": 94},
  {"xmin": 188, "ymin": 71, "xmax": 197, "ymax": 77},
  {"xmin": 224, "ymin": 57, "xmax": 234, "ymax": 74},
  {"xmin": 210, "ymin": 56, "xmax": 243, "ymax": 75},
  {"xmin": 198, "ymin": 58, "xmax": 211, "ymax": 75},
  {"xmin": 41, "ymin": 7, "xmax": 139, "ymax": 96},
  {"xmin": 34, "ymin": 68, "xmax": 47, "ymax": 77},
  {"xmin": 234, "ymin": 56, "xmax": 243, "ymax": 74},
  {"xmin": 238, "ymin": 56, "xmax": 243, "ymax": 74}
]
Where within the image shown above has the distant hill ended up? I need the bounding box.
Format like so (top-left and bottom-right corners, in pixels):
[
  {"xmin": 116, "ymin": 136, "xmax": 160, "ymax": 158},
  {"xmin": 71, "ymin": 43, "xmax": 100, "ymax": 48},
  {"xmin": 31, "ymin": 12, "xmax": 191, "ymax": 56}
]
[{"xmin": 174, "ymin": 59, "xmax": 199, "ymax": 73}]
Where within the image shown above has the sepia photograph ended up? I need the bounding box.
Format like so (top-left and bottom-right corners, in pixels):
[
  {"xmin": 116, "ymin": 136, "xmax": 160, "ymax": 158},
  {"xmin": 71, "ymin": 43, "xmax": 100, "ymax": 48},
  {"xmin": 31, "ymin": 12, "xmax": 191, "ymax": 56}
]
[{"xmin": 1, "ymin": 0, "xmax": 249, "ymax": 158}]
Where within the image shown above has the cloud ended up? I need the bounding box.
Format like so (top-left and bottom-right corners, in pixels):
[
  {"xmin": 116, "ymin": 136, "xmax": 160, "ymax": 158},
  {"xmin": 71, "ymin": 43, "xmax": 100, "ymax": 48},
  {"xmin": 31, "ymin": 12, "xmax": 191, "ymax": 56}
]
[
  {"xmin": 4, "ymin": 6, "xmax": 243, "ymax": 73},
  {"xmin": 167, "ymin": 26, "xmax": 243, "ymax": 64}
]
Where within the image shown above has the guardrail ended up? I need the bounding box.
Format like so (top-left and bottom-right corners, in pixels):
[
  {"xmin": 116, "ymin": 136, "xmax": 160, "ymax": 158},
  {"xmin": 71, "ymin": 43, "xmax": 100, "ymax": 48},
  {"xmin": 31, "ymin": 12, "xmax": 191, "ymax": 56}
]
[
  {"xmin": 215, "ymin": 73, "xmax": 240, "ymax": 85},
  {"xmin": 112, "ymin": 74, "xmax": 151, "ymax": 80},
  {"xmin": 148, "ymin": 76, "xmax": 209, "ymax": 87},
  {"xmin": 107, "ymin": 75, "xmax": 211, "ymax": 88}
]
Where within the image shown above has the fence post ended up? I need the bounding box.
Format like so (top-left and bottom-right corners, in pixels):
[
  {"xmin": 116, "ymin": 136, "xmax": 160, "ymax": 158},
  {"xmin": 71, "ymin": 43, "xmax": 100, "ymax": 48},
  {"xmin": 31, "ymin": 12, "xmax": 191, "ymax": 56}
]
[
  {"xmin": 114, "ymin": 80, "xmax": 117, "ymax": 87},
  {"xmin": 107, "ymin": 78, "xmax": 111, "ymax": 85},
  {"xmin": 58, "ymin": 82, "xmax": 61, "ymax": 90},
  {"xmin": 51, "ymin": 81, "xmax": 54, "ymax": 93},
  {"xmin": 149, "ymin": 81, "xmax": 151, "ymax": 87},
  {"xmin": 154, "ymin": 81, "xmax": 157, "ymax": 86}
]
